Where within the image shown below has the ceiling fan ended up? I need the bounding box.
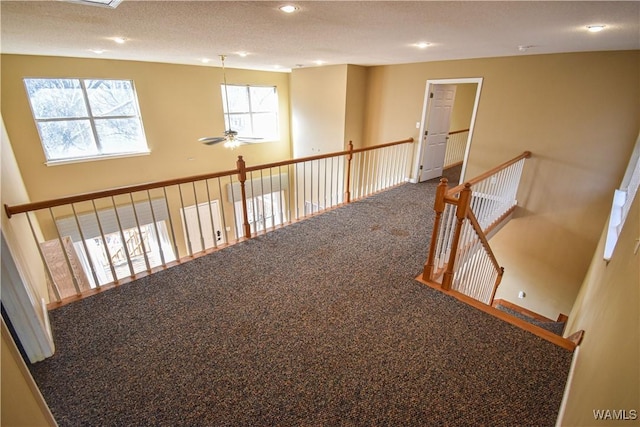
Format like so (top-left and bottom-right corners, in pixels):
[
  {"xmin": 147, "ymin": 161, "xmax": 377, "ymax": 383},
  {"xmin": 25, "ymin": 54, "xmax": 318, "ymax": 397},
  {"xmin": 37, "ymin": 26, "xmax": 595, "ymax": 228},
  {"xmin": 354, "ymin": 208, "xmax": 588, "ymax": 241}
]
[{"xmin": 198, "ymin": 55, "xmax": 262, "ymax": 149}]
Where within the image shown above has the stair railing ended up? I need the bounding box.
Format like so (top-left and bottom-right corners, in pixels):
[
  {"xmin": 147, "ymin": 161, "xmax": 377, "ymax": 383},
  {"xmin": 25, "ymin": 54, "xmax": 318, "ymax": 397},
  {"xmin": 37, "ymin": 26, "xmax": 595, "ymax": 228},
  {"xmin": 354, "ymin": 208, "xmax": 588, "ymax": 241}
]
[
  {"xmin": 5, "ymin": 138, "xmax": 413, "ymax": 306},
  {"xmin": 443, "ymin": 128, "xmax": 469, "ymax": 168},
  {"xmin": 423, "ymin": 151, "xmax": 531, "ymax": 305}
]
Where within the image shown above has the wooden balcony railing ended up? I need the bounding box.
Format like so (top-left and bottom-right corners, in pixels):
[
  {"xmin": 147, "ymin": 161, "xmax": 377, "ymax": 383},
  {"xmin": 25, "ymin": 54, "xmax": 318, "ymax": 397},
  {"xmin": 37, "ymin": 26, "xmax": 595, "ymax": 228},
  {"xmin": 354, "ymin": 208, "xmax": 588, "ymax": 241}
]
[
  {"xmin": 444, "ymin": 128, "xmax": 469, "ymax": 168},
  {"xmin": 5, "ymin": 138, "xmax": 414, "ymax": 307},
  {"xmin": 422, "ymin": 151, "xmax": 532, "ymax": 305}
]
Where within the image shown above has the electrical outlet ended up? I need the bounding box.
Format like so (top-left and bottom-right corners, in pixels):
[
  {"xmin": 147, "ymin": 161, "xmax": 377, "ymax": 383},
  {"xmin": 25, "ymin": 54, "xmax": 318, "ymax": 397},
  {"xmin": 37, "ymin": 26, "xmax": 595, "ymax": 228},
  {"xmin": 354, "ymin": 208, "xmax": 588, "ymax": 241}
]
[{"xmin": 416, "ymin": 122, "xmax": 420, "ymax": 129}]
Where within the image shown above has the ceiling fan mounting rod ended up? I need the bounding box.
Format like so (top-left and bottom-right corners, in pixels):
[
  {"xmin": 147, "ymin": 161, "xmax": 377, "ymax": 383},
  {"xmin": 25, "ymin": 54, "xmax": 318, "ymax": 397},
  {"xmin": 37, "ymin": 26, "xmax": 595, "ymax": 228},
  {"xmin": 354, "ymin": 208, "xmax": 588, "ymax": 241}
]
[{"xmin": 220, "ymin": 55, "xmax": 232, "ymax": 133}]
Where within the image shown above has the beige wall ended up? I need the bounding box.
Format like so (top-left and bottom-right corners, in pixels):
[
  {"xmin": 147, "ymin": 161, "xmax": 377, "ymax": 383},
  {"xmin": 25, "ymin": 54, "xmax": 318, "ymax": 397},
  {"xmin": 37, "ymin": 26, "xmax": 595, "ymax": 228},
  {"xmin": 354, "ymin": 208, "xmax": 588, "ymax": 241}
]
[
  {"xmin": 290, "ymin": 65, "xmax": 348, "ymax": 157},
  {"xmin": 559, "ymin": 194, "xmax": 639, "ymax": 426},
  {"xmin": 1, "ymin": 320, "xmax": 56, "ymax": 426},
  {"xmin": 0, "ymin": 55, "xmax": 291, "ymax": 202},
  {"xmin": 1, "ymin": 117, "xmax": 49, "ymax": 303},
  {"xmin": 364, "ymin": 51, "xmax": 639, "ymax": 318},
  {"xmin": 344, "ymin": 65, "xmax": 368, "ymax": 149},
  {"xmin": 290, "ymin": 64, "xmax": 368, "ymax": 154},
  {"xmin": 449, "ymin": 83, "xmax": 476, "ymax": 132}
]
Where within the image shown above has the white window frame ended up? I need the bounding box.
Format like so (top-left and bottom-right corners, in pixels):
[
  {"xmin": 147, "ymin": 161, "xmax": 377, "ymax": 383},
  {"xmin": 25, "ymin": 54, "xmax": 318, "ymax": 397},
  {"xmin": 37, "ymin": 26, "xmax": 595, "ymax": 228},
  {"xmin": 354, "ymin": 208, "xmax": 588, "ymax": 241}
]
[
  {"xmin": 24, "ymin": 78, "xmax": 149, "ymax": 165},
  {"xmin": 221, "ymin": 84, "xmax": 279, "ymax": 141},
  {"xmin": 604, "ymin": 134, "xmax": 640, "ymax": 261}
]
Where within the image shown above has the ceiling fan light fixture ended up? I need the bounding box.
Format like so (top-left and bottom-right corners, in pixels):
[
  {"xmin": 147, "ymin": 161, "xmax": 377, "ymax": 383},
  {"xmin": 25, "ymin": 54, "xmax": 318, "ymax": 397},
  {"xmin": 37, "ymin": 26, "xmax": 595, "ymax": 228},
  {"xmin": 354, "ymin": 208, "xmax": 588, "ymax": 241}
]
[{"xmin": 223, "ymin": 137, "xmax": 241, "ymax": 149}]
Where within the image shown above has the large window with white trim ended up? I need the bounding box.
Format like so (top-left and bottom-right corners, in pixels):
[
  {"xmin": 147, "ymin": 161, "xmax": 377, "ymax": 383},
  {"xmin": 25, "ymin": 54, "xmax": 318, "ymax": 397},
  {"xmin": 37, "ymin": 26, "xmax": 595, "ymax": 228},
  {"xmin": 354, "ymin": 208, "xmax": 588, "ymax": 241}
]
[
  {"xmin": 24, "ymin": 78, "xmax": 149, "ymax": 163},
  {"xmin": 222, "ymin": 84, "xmax": 279, "ymax": 141}
]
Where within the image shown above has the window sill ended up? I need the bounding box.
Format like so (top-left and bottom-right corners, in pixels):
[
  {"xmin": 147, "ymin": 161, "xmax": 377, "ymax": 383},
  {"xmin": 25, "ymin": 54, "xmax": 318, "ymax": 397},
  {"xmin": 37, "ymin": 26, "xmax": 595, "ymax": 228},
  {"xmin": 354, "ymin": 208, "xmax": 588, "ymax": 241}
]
[{"xmin": 45, "ymin": 150, "xmax": 151, "ymax": 166}]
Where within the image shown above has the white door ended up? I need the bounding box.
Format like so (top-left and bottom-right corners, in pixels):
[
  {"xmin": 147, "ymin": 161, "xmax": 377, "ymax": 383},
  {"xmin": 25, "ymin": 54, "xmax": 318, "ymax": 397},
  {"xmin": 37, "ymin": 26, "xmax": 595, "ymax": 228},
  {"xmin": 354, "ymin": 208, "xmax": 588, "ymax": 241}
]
[
  {"xmin": 419, "ymin": 84, "xmax": 456, "ymax": 182},
  {"xmin": 181, "ymin": 200, "xmax": 225, "ymax": 255}
]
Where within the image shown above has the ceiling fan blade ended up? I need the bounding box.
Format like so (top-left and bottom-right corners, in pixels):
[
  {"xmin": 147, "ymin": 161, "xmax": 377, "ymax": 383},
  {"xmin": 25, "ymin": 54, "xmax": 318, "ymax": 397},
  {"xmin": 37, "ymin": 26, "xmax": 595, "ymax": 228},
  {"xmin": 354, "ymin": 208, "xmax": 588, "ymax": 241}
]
[{"xmin": 198, "ymin": 136, "xmax": 226, "ymax": 145}]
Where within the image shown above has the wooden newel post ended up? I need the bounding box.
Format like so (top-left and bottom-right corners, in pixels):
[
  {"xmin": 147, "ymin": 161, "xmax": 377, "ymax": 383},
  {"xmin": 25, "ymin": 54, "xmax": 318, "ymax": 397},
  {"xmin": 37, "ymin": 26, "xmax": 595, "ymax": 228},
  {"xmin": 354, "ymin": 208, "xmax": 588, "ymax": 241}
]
[
  {"xmin": 442, "ymin": 183, "xmax": 472, "ymax": 290},
  {"xmin": 237, "ymin": 155, "xmax": 252, "ymax": 239},
  {"xmin": 345, "ymin": 141, "xmax": 354, "ymax": 203},
  {"xmin": 489, "ymin": 267, "xmax": 505, "ymax": 306},
  {"xmin": 422, "ymin": 178, "xmax": 449, "ymax": 281}
]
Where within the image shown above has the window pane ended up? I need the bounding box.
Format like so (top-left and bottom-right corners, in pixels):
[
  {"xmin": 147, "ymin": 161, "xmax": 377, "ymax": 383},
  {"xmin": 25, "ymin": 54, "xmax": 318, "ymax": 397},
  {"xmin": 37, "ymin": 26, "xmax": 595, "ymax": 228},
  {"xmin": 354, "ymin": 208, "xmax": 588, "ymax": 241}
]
[
  {"xmin": 252, "ymin": 113, "xmax": 279, "ymax": 139},
  {"xmin": 37, "ymin": 120, "xmax": 98, "ymax": 160},
  {"xmin": 24, "ymin": 77, "xmax": 149, "ymax": 162},
  {"xmin": 222, "ymin": 85, "xmax": 249, "ymax": 113},
  {"xmin": 227, "ymin": 113, "xmax": 251, "ymax": 135},
  {"xmin": 250, "ymin": 86, "xmax": 277, "ymax": 112},
  {"xmin": 86, "ymin": 80, "xmax": 138, "ymax": 117},
  {"xmin": 95, "ymin": 118, "xmax": 147, "ymax": 154},
  {"xmin": 24, "ymin": 79, "xmax": 87, "ymax": 119}
]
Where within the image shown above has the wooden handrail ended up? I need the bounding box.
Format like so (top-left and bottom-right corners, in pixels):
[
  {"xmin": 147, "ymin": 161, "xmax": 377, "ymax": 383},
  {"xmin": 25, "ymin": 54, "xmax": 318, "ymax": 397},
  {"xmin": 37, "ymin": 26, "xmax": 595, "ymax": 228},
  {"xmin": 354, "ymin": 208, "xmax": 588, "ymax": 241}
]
[
  {"xmin": 447, "ymin": 151, "xmax": 532, "ymax": 196},
  {"xmin": 4, "ymin": 167, "xmax": 239, "ymax": 218},
  {"xmin": 244, "ymin": 137, "xmax": 414, "ymax": 172},
  {"xmin": 5, "ymin": 138, "xmax": 415, "ymax": 218},
  {"xmin": 466, "ymin": 209, "xmax": 501, "ymax": 273},
  {"xmin": 448, "ymin": 128, "xmax": 470, "ymax": 136}
]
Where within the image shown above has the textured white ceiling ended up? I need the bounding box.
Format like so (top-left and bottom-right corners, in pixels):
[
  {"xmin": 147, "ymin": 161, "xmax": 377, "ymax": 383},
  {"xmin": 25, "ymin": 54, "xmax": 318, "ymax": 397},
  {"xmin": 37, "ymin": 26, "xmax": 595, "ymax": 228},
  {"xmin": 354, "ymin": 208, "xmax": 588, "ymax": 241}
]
[{"xmin": 1, "ymin": 1, "xmax": 638, "ymax": 71}]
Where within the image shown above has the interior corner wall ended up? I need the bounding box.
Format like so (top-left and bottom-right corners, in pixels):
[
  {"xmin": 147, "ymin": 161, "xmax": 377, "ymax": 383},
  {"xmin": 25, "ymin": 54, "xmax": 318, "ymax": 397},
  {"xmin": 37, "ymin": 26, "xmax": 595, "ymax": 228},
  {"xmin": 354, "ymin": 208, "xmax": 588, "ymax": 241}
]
[
  {"xmin": 344, "ymin": 65, "xmax": 368, "ymax": 149},
  {"xmin": 291, "ymin": 65, "xmax": 348, "ymax": 158},
  {"xmin": 1, "ymin": 116, "xmax": 48, "ymax": 304},
  {"xmin": 1, "ymin": 320, "xmax": 56, "ymax": 427},
  {"xmin": 449, "ymin": 83, "xmax": 476, "ymax": 132},
  {"xmin": 558, "ymin": 194, "xmax": 639, "ymax": 426},
  {"xmin": 363, "ymin": 51, "xmax": 640, "ymax": 319}
]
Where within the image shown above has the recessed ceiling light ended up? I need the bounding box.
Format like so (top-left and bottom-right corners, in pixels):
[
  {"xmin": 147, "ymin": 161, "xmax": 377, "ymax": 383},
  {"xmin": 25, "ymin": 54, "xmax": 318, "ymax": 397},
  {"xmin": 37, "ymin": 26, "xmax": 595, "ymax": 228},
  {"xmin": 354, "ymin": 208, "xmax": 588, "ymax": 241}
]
[
  {"xmin": 414, "ymin": 42, "xmax": 431, "ymax": 49},
  {"xmin": 517, "ymin": 45, "xmax": 534, "ymax": 52},
  {"xmin": 236, "ymin": 51, "xmax": 249, "ymax": 57},
  {"xmin": 90, "ymin": 49, "xmax": 105, "ymax": 54},
  {"xmin": 279, "ymin": 4, "xmax": 298, "ymax": 13},
  {"xmin": 112, "ymin": 37, "xmax": 126, "ymax": 44},
  {"xmin": 201, "ymin": 58, "xmax": 211, "ymax": 64},
  {"xmin": 313, "ymin": 60, "xmax": 326, "ymax": 65},
  {"xmin": 587, "ymin": 25, "xmax": 606, "ymax": 33}
]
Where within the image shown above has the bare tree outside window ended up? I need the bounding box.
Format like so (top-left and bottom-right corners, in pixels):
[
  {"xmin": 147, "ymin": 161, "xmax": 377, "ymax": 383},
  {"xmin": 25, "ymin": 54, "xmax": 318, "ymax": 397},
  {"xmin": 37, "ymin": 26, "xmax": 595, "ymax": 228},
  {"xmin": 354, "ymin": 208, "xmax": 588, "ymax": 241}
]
[{"xmin": 24, "ymin": 78, "xmax": 149, "ymax": 162}]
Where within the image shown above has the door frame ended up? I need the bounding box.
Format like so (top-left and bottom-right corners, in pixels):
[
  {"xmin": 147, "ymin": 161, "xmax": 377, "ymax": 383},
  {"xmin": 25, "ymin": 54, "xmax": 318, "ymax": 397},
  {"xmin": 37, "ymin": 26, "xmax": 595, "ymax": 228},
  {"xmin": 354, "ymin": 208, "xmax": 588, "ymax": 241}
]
[{"xmin": 411, "ymin": 77, "xmax": 483, "ymax": 184}]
